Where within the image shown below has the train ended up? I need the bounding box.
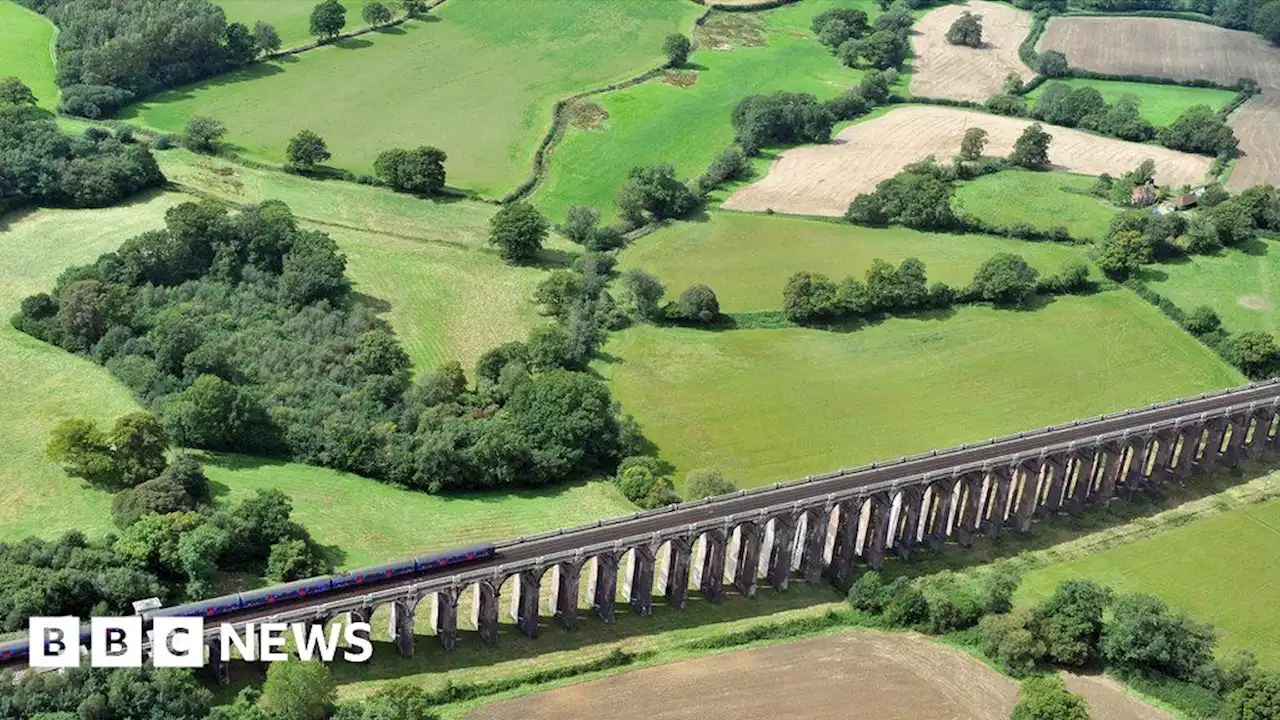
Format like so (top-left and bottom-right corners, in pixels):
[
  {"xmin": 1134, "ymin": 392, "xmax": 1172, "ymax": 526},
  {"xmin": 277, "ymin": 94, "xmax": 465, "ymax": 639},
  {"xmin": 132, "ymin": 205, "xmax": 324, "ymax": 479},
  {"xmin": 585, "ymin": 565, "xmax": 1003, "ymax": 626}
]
[{"xmin": 0, "ymin": 542, "xmax": 495, "ymax": 664}]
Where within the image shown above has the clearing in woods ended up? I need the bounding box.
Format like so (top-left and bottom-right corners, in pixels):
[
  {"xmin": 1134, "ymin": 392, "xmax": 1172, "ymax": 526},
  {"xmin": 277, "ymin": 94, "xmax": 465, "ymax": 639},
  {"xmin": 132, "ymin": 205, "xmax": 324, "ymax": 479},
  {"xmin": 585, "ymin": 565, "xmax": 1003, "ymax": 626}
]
[
  {"xmin": 618, "ymin": 212, "xmax": 1091, "ymax": 312},
  {"xmin": 722, "ymin": 106, "xmax": 1212, "ymax": 216},
  {"xmin": 465, "ymin": 631, "xmax": 1166, "ymax": 720},
  {"xmin": 1140, "ymin": 236, "xmax": 1280, "ymax": 336},
  {"xmin": 125, "ymin": 0, "xmax": 702, "ymax": 197},
  {"xmin": 215, "ymin": 0, "xmax": 378, "ymax": 47},
  {"xmin": 909, "ymin": 0, "xmax": 1035, "ymax": 102},
  {"xmin": 1024, "ymin": 78, "xmax": 1238, "ymax": 127},
  {"xmin": 952, "ymin": 169, "xmax": 1119, "ymax": 239},
  {"xmin": 1039, "ymin": 16, "xmax": 1280, "ymax": 188},
  {"xmin": 0, "ymin": 0, "xmax": 58, "ymax": 109},
  {"xmin": 597, "ymin": 291, "xmax": 1241, "ymax": 488}
]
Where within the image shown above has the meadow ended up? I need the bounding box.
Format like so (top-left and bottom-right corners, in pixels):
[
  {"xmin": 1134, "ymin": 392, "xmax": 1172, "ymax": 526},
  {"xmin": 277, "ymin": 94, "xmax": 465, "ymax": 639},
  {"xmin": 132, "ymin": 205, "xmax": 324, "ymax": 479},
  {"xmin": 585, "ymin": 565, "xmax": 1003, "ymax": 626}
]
[
  {"xmin": 1024, "ymin": 78, "xmax": 1237, "ymax": 127},
  {"xmin": 1017, "ymin": 496, "xmax": 1280, "ymax": 666},
  {"xmin": 0, "ymin": 0, "xmax": 57, "ymax": 109},
  {"xmin": 216, "ymin": 0, "xmax": 378, "ymax": 47},
  {"xmin": 532, "ymin": 0, "xmax": 882, "ymax": 222},
  {"xmin": 598, "ymin": 291, "xmax": 1242, "ymax": 488},
  {"xmin": 618, "ymin": 212, "xmax": 1091, "ymax": 312},
  {"xmin": 952, "ymin": 170, "xmax": 1118, "ymax": 240},
  {"xmin": 1141, "ymin": 236, "xmax": 1280, "ymax": 336},
  {"xmin": 125, "ymin": 0, "xmax": 702, "ymax": 197}
]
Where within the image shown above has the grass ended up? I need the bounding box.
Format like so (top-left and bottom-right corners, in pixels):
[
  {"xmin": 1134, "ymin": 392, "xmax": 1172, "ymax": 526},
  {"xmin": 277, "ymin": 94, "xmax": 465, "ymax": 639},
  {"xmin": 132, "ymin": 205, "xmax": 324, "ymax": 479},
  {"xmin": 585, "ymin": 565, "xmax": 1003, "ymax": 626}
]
[
  {"xmin": 1017, "ymin": 495, "xmax": 1280, "ymax": 667},
  {"xmin": 1024, "ymin": 78, "xmax": 1237, "ymax": 127},
  {"xmin": 1140, "ymin": 236, "xmax": 1280, "ymax": 336},
  {"xmin": 215, "ymin": 0, "xmax": 379, "ymax": 47},
  {"xmin": 597, "ymin": 290, "xmax": 1242, "ymax": 488},
  {"xmin": 156, "ymin": 149, "xmax": 566, "ymax": 369},
  {"xmin": 953, "ymin": 170, "xmax": 1119, "ymax": 241},
  {"xmin": 125, "ymin": 0, "xmax": 703, "ymax": 197},
  {"xmin": 619, "ymin": 212, "xmax": 1092, "ymax": 312},
  {"xmin": 0, "ymin": 0, "xmax": 58, "ymax": 109},
  {"xmin": 532, "ymin": 0, "xmax": 887, "ymax": 223}
]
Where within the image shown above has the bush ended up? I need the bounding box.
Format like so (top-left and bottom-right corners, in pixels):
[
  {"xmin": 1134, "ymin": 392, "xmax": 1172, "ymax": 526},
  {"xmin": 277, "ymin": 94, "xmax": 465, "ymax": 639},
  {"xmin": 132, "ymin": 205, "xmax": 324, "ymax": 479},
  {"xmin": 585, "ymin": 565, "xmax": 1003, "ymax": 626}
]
[
  {"xmin": 847, "ymin": 570, "xmax": 890, "ymax": 613},
  {"xmin": 1227, "ymin": 331, "xmax": 1280, "ymax": 379},
  {"xmin": 614, "ymin": 456, "xmax": 676, "ymax": 508},
  {"xmin": 182, "ymin": 116, "xmax": 226, "ymax": 154},
  {"xmin": 970, "ymin": 253, "xmax": 1040, "ymax": 305},
  {"xmin": 731, "ymin": 92, "xmax": 836, "ymax": 154},
  {"xmin": 1011, "ymin": 675, "xmax": 1091, "ymax": 720},
  {"xmin": 663, "ymin": 34, "xmax": 692, "ymax": 67},
  {"xmin": 1102, "ymin": 593, "xmax": 1217, "ymax": 682},
  {"xmin": 1185, "ymin": 305, "xmax": 1223, "ymax": 335},
  {"xmin": 676, "ymin": 284, "xmax": 720, "ymax": 323},
  {"xmin": 692, "ymin": 146, "xmax": 750, "ymax": 196},
  {"xmin": 978, "ymin": 609, "xmax": 1045, "ymax": 676},
  {"xmin": 1159, "ymin": 105, "xmax": 1239, "ymax": 156},
  {"xmin": 373, "ymin": 146, "xmax": 447, "ymax": 194},
  {"xmin": 1037, "ymin": 50, "xmax": 1069, "ymax": 76},
  {"xmin": 684, "ymin": 469, "xmax": 737, "ymax": 499},
  {"xmin": 616, "ymin": 164, "xmax": 698, "ymax": 224},
  {"xmin": 1031, "ymin": 579, "xmax": 1111, "ymax": 667},
  {"xmin": 882, "ymin": 581, "xmax": 929, "ymax": 628},
  {"xmin": 986, "ymin": 93, "xmax": 1029, "ymax": 117},
  {"xmin": 488, "ymin": 202, "xmax": 549, "ymax": 265},
  {"xmin": 58, "ymin": 84, "xmax": 134, "ymax": 119}
]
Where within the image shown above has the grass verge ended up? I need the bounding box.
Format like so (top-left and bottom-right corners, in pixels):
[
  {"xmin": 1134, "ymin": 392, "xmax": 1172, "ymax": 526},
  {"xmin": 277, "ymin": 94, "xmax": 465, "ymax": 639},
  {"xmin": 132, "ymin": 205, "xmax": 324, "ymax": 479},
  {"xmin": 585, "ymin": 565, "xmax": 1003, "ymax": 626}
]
[{"xmin": 0, "ymin": 0, "xmax": 58, "ymax": 109}]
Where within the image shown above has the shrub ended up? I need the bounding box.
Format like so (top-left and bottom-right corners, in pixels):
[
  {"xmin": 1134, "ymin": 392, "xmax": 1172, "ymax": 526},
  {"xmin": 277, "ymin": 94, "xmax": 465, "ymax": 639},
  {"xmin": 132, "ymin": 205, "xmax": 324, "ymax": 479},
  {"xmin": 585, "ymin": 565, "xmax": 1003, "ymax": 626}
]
[
  {"xmin": 847, "ymin": 570, "xmax": 890, "ymax": 613},
  {"xmin": 732, "ymin": 92, "xmax": 836, "ymax": 154},
  {"xmin": 1102, "ymin": 593, "xmax": 1217, "ymax": 682},
  {"xmin": 986, "ymin": 92, "xmax": 1029, "ymax": 116},
  {"xmin": 1011, "ymin": 675, "xmax": 1091, "ymax": 720},
  {"xmin": 663, "ymin": 34, "xmax": 692, "ymax": 67},
  {"xmin": 373, "ymin": 146, "xmax": 447, "ymax": 194},
  {"xmin": 58, "ymin": 84, "xmax": 134, "ymax": 119},
  {"xmin": 883, "ymin": 581, "xmax": 929, "ymax": 627},
  {"xmin": 978, "ymin": 609, "xmax": 1045, "ymax": 676},
  {"xmin": 1030, "ymin": 579, "xmax": 1111, "ymax": 667},
  {"xmin": 1185, "ymin": 305, "xmax": 1223, "ymax": 335},
  {"xmin": 182, "ymin": 116, "xmax": 226, "ymax": 154},
  {"xmin": 676, "ymin": 284, "xmax": 720, "ymax": 323},
  {"xmin": 616, "ymin": 164, "xmax": 697, "ymax": 224},
  {"xmin": 1037, "ymin": 50, "xmax": 1069, "ymax": 76},
  {"xmin": 621, "ymin": 269, "xmax": 666, "ymax": 322},
  {"xmin": 1159, "ymin": 105, "xmax": 1239, "ymax": 156},
  {"xmin": 286, "ymin": 130, "xmax": 331, "ymax": 171},
  {"xmin": 488, "ymin": 202, "xmax": 548, "ymax": 264},
  {"xmin": 970, "ymin": 253, "xmax": 1040, "ymax": 305},
  {"xmin": 1227, "ymin": 331, "xmax": 1280, "ymax": 379},
  {"xmin": 684, "ymin": 469, "xmax": 736, "ymax": 499}
]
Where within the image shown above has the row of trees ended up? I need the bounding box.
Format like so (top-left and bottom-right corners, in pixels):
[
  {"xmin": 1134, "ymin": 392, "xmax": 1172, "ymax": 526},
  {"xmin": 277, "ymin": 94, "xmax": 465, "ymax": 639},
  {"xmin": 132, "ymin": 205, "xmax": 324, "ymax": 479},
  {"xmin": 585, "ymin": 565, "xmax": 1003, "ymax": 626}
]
[
  {"xmin": 310, "ymin": 0, "xmax": 427, "ymax": 41},
  {"xmin": 1072, "ymin": 0, "xmax": 1280, "ymax": 47},
  {"xmin": 0, "ymin": 78, "xmax": 165, "ymax": 214},
  {"xmin": 781, "ymin": 252, "xmax": 1090, "ymax": 325}
]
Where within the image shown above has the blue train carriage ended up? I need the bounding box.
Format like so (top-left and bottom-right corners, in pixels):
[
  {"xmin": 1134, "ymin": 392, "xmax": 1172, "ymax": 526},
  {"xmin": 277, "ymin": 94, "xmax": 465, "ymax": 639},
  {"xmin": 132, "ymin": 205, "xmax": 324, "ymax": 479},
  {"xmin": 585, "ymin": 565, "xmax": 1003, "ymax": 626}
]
[{"xmin": 0, "ymin": 625, "xmax": 94, "ymax": 664}]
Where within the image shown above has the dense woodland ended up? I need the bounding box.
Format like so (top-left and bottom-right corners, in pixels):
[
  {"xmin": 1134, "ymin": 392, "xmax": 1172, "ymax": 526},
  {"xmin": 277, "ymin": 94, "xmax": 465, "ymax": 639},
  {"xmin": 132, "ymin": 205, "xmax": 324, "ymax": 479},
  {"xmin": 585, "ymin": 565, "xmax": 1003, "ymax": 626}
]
[{"xmin": 0, "ymin": 78, "xmax": 164, "ymax": 213}]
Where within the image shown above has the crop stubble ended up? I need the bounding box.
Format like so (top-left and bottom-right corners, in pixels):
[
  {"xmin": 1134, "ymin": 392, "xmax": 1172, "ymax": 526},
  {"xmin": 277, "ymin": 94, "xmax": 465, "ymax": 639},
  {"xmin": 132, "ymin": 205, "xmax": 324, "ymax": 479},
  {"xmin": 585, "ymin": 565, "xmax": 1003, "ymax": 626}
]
[{"xmin": 910, "ymin": 0, "xmax": 1036, "ymax": 101}]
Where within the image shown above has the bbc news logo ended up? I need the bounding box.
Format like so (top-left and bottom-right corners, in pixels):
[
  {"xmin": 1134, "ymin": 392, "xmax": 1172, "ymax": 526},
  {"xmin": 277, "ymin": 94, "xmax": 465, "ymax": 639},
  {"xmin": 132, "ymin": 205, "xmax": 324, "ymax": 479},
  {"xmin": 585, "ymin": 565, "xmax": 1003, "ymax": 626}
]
[{"xmin": 29, "ymin": 617, "xmax": 374, "ymax": 668}]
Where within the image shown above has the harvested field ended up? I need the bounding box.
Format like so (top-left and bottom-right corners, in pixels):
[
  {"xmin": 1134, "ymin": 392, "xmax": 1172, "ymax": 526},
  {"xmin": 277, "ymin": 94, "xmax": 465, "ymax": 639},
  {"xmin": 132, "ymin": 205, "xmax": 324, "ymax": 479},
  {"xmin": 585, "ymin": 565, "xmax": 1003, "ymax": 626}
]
[
  {"xmin": 1227, "ymin": 94, "xmax": 1280, "ymax": 189},
  {"xmin": 466, "ymin": 632, "xmax": 1165, "ymax": 720},
  {"xmin": 722, "ymin": 106, "xmax": 1211, "ymax": 216},
  {"xmin": 1039, "ymin": 17, "xmax": 1280, "ymax": 89},
  {"xmin": 910, "ymin": 1, "xmax": 1034, "ymax": 102}
]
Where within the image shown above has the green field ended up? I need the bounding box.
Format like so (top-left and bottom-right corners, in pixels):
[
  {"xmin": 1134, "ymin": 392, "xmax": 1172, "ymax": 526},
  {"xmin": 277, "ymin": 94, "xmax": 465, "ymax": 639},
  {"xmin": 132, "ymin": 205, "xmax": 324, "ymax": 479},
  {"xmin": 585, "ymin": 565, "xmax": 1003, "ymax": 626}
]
[
  {"xmin": 1025, "ymin": 79, "xmax": 1237, "ymax": 127},
  {"xmin": 599, "ymin": 291, "xmax": 1241, "ymax": 487},
  {"xmin": 620, "ymin": 212, "xmax": 1091, "ymax": 312},
  {"xmin": 157, "ymin": 149, "xmax": 563, "ymax": 369},
  {"xmin": 126, "ymin": 0, "xmax": 702, "ymax": 197},
  {"xmin": 1017, "ymin": 497, "xmax": 1280, "ymax": 666},
  {"xmin": 1141, "ymin": 237, "xmax": 1280, "ymax": 336},
  {"xmin": 532, "ymin": 0, "xmax": 884, "ymax": 222},
  {"xmin": 0, "ymin": 0, "xmax": 58, "ymax": 109},
  {"xmin": 953, "ymin": 170, "xmax": 1119, "ymax": 241},
  {"xmin": 216, "ymin": 0, "xmax": 378, "ymax": 47}
]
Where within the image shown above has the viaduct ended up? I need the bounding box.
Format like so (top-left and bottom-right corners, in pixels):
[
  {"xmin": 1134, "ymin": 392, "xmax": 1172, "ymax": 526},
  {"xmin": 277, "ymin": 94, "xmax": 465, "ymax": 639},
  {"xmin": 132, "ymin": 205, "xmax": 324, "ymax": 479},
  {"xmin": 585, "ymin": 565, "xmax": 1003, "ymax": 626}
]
[{"xmin": 52, "ymin": 382, "xmax": 1280, "ymax": 679}]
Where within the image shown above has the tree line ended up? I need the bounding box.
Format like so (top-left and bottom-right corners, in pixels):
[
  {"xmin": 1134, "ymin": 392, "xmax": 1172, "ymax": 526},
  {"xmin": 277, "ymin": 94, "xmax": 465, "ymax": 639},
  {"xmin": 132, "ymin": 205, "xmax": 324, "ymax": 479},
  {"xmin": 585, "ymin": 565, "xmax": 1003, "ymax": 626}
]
[
  {"xmin": 0, "ymin": 78, "xmax": 164, "ymax": 214},
  {"xmin": 1075, "ymin": 0, "xmax": 1280, "ymax": 46}
]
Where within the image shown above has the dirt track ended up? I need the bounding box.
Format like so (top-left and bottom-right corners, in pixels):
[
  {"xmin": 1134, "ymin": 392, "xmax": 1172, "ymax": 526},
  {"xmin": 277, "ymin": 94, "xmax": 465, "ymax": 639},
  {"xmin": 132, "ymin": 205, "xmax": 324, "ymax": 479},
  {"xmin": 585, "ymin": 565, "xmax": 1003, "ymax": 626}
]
[
  {"xmin": 911, "ymin": 1, "xmax": 1036, "ymax": 101},
  {"xmin": 466, "ymin": 632, "xmax": 1170, "ymax": 720},
  {"xmin": 722, "ymin": 106, "xmax": 1211, "ymax": 216}
]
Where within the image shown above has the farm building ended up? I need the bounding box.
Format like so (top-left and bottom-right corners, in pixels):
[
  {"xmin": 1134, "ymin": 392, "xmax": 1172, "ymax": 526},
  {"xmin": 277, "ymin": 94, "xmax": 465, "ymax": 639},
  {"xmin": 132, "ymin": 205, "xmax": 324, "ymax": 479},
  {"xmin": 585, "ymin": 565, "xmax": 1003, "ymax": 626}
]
[{"xmin": 1131, "ymin": 181, "xmax": 1158, "ymax": 207}]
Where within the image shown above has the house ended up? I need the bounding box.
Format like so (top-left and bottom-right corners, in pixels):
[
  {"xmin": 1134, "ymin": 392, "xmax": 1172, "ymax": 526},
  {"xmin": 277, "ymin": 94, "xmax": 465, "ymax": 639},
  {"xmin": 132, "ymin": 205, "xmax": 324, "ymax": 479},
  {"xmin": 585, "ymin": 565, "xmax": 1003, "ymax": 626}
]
[
  {"xmin": 1173, "ymin": 193, "xmax": 1199, "ymax": 210},
  {"xmin": 1131, "ymin": 181, "xmax": 1158, "ymax": 207}
]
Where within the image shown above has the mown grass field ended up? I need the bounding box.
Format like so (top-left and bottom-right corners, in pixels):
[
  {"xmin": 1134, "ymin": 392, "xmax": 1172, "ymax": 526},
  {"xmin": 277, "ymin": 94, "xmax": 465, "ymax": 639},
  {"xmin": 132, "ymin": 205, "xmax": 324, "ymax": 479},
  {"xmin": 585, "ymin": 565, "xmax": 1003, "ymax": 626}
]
[
  {"xmin": 598, "ymin": 291, "xmax": 1241, "ymax": 488},
  {"xmin": 216, "ymin": 0, "xmax": 378, "ymax": 47},
  {"xmin": 533, "ymin": 0, "xmax": 883, "ymax": 222},
  {"xmin": 127, "ymin": 0, "xmax": 702, "ymax": 197},
  {"xmin": 1017, "ymin": 496, "xmax": 1280, "ymax": 666},
  {"xmin": 619, "ymin": 212, "xmax": 1092, "ymax": 312},
  {"xmin": 1024, "ymin": 78, "xmax": 1237, "ymax": 127},
  {"xmin": 157, "ymin": 149, "xmax": 563, "ymax": 369},
  {"xmin": 953, "ymin": 170, "xmax": 1118, "ymax": 241},
  {"xmin": 1141, "ymin": 236, "xmax": 1280, "ymax": 336},
  {"xmin": 0, "ymin": 0, "xmax": 58, "ymax": 109}
]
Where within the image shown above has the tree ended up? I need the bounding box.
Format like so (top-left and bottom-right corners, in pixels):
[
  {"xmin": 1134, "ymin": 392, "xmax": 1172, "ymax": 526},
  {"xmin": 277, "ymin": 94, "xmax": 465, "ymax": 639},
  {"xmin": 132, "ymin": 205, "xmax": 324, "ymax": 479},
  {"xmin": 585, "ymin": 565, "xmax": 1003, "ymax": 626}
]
[
  {"xmin": 782, "ymin": 271, "xmax": 839, "ymax": 322},
  {"xmin": 1031, "ymin": 579, "xmax": 1112, "ymax": 666},
  {"xmin": 622, "ymin": 269, "xmax": 666, "ymax": 322},
  {"xmin": 617, "ymin": 164, "xmax": 697, "ymax": 224},
  {"xmin": 560, "ymin": 205, "xmax": 601, "ymax": 245},
  {"xmin": 506, "ymin": 370, "xmax": 620, "ymax": 482},
  {"xmin": 677, "ymin": 284, "xmax": 720, "ymax": 323},
  {"xmin": 373, "ymin": 146, "xmax": 447, "ymax": 193},
  {"xmin": 732, "ymin": 92, "xmax": 836, "ymax": 153},
  {"xmin": 112, "ymin": 475, "xmax": 196, "ymax": 528},
  {"xmin": 362, "ymin": 1, "xmax": 394, "ymax": 25},
  {"xmin": 850, "ymin": 29, "xmax": 910, "ymax": 69},
  {"xmin": 959, "ymin": 127, "xmax": 989, "ymax": 161},
  {"xmin": 183, "ymin": 116, "xmax": 226, "ymax": 154},
  {"xmin": 286, "ymin": 130, "xmax": 331, "ymax": 171},
  {"xmin": 280, "ymin": 230, "xmax": 349, "ymax": 306},
  {"xmin": 1037, "ymin": 50, "xmax": 1069, "ymax": 77},
  {"xmin": 1229, "ymin": 331, "xmax": 1280, "ymax": 379},
  {"xmin": 1094, "ymin": 230, "xmax": 1152, "ymax": 278},
  {"xmin": 858, "ymin": 70, "xmax": 894, "ymax": 104},
  {"xmin": 400, "ymin": 0, "xmax": 430, "ymax": 18},
  {"xmin": 109, "ymin": 412, "xmax": 169, "ymax": 486},
  {"xmin": 979, "ymin": 609, "xmax": 1046, "ymax": 677},
  {"xmin": 663, "ymin": 34, "xmax": 692, "ymax": 67},
  {"xmin": 489, "ymin": 202, "xmax": 549, "ymax": 264},
  {"xmin": 1186, "ymin": 305, "xmax": 1223, "ymax": 335},
  {"xmin": 685, "ymin": 468, "xmax": 736, "ymax": 499},
  {"xmin": 1225, "ymin": 670, "xmax": 1280, "ymax": 720},
  {"xmin": 163, "ymin": 374, "xmax": 265, "ymax": 451},
  {"xmin": 0, "ymin": 76, "xmax": 37, "ymax": 106},
  {"xmin": 224, "ymin": 22, "xmax": 258, "ymax": 65},
  {"xmin": 310, "ymin": 0, "xmax": 348, "ymax": 40},
  {"xmin": 1254, "ymin": 1, "xmax": 1280, "ymax": 45},
  {"xmin": 46, "ymin": 418, "xmax": 117, "ymax": 486},
  {"xmin": 946, "ymin": 11, "xmax": 984, "ymax": 47},
  {"xmin": 1011, "ymin": 676, "xmax": 1091, "ymax": 720},
  {"xmin": 534, "ymin": 270, "xmax": 586, "ymax": 318},
  {"xmin": 1159, "ymin": 105, "xmax": 1239, "ymax": 156},
  {"xmin": 1101, "ymin": 592, "xmax": 1217, "ymax": 681},
  {"xmin": 258, "ymin": 660, "xmax": 336, "ymax": 720},
  {"xmin": 254, "ymin": 22, "xmax": 283, "ymax": 56},
  {"xmin": 813, "ymin": 8, "xmax": 869, "ymax": 47},
  {"xmin": 1010, "ymin": 123, "xmax": 1053, "ymax": 169},
  {"xmin": 1210, "ymin": 200, "xmax": 1257, "ymax": 246},
  {"xmin": 970, "ymin": 253, "xmax": 1040, "ymax": 305}
]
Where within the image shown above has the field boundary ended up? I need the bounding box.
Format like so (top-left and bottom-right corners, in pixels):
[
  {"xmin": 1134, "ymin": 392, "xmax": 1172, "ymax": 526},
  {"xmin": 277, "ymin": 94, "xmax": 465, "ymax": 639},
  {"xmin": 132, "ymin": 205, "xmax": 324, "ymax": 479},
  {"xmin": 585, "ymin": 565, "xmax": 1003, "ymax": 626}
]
[
  {"xmin": 696, "ymin": 0, "xmax": 802, "ymax": 12},
  {"xmin": 255, "ymin": 0, "xmax": 452, "ymax": 62}
]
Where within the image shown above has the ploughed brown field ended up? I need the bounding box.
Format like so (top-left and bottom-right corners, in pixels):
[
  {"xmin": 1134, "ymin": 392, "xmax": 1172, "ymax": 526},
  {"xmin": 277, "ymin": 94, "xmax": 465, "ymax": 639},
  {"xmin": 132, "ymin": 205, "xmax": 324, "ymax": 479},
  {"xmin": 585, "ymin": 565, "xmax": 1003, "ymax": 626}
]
[
  {"xmin": 911, "ymin": 0, "xmax": 1035, "ymax": 102},
  {"xmin": 1040, "ymin": 17, "xmax": 1280, "ymax": 188},
  {"xmin": 722, "ymin": 106, "xmax": 1211, "ymax": 216},
  {"xmin": 465, "ymin": 632, "xmax": 1170, "ymax": 720}
]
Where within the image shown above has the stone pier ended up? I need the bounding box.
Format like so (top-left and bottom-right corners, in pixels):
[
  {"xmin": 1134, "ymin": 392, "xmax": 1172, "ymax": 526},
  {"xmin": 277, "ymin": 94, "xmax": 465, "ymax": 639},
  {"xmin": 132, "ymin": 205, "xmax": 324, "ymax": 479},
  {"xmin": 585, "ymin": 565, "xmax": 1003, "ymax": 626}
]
[
  {"xmin": 433, "ymin": 589, "xmax": 459, "ymax": 651},
  {"xmin": 1013, "ymin": 459, "xmax": 1042, "ymax": 532},
  {"xmin": 863, "ymin": 494, "xmax": 892, "ymax": 570},
  {"xmin": 1066, "ymin": 448, "xmax": 1097, "ymax": 513},
  {"xmin": 895, "ymin": 486, "xmax": 924, "ymax": 560},
  {"xmin": 767, "ymin": 515, "xmax": 800, "ymax": 590},
  {"xmin": 207, "ymin": 638, "xmax": 229, "ymax": 685},
  {"xmin": 732, "ymin": 523, "xmax": 762, "ymax": 597},
  {"xmin": 473, "ymin": 581, "xmax": 499, "ymax": 646},
  {"xmin": 510, "ymin": 570, "xmax": 540, "ymax": 638},
  {"xmin": 389, "ymin": 599, "xmax": 415, "ymax": 657},
  {"xmin": 627, "ymin": 545, "xmax": 657, "ymax": 616},
  {"xmin": 665, "ymin": 537, "xmax": 693, "ymax": 608},
  {"xmin": 1198, "ymin": 419, "xmax": 1228, "ymax": 475},
  {"xmin": 592, "ymin": 552, "xmax": 620, "ymax": 622}
]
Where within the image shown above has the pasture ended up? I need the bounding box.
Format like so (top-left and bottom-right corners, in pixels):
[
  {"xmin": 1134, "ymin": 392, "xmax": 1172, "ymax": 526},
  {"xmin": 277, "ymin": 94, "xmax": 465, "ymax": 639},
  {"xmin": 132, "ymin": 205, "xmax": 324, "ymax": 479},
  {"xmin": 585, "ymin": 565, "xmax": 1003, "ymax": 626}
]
[
  {"xmin": 127, "ymin": 0, "xmax": 702, "ymax": 197},
  {"xmin": 598, "ymin": 291, "xmax": 1241, "ymax": 488},
  {"xmin": 722, "ymin": 106, "xmax": 1212, "ymax": 216},
  {"xmin": 216, "ymin": 0, "xmax": 378, "ymax": 47},
  {"xmin": 531, "ymin": 0, "xmax": 877, "ymax": 222},
  {"xmin": 618, "ymin": 212, "xmax": 1091, "ymax": 312},
  {"xmin": 1017, "ymin": 496, "xmax": 1280, "ymax": 667},
  {"xmin": 1141, "ymin": 236, "xmax": 1280, "ymax": 336},
  {"xmin": 0, "ymin": 0, "xmax": 57, "ymax": 109},
  {"xmin": 1024, "ymin": 79, "xmax": 1237, "ymax": 127},
  {"xmin": 910, "ymin": 0, "xmax": 1034, "ymax": 102},
  {"xmin": 952, "ymin": 169, "xmax": 1118, "ymax": 239}
]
